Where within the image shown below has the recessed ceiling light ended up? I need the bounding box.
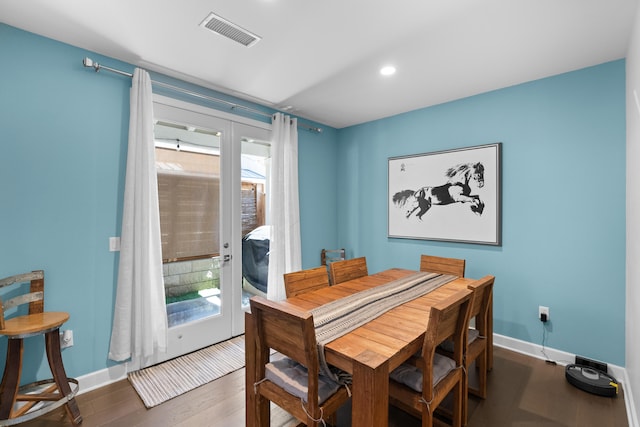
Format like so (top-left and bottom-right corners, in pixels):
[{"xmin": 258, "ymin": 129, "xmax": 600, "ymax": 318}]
[{"xmin": 380, "ymin": 65, "xmax": 396, "ymax": 76}]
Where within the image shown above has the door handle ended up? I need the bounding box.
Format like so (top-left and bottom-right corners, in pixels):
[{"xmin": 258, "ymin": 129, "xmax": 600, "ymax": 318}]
[{"xmin": 223, "ymin": 254, "xmax": 232, "ymax": 262}]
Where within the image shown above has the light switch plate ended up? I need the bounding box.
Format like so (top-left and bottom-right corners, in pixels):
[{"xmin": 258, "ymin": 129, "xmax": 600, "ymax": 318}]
[{"xmin": 109, "ymin": 237, "xmax": 121, "ymax": 252}]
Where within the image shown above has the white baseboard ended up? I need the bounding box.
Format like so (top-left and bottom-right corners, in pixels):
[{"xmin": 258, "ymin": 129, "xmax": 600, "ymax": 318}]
[
  {"xmin": 75, "ymin": 362, "xmax": 129, "ymax": 395},
  {"xmin": 493, "ymin": 333, "xmax": 636, "ymax": 427},
  {"xmin": 623, "ymin": 369, "xmax": 640, "ymax": 427},
  {"xmin": 73, "ymin": 334, "xmax": 637, "ymax": 427}
]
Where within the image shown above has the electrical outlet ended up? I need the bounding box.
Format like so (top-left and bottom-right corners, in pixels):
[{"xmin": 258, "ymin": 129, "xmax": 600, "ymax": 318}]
[
  {"xmin": 60, "ymin": 330, "xmax": 74, "ymax": 349},
  {"xmin": 539, "ymin": 306, "xmax": 550, "ymax": 322}
]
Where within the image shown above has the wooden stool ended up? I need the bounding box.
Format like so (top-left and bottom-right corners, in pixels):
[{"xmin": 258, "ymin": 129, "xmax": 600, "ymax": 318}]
[{"xmin": 0, "ymin": 271, "xmax": 82, "ymax": 425}]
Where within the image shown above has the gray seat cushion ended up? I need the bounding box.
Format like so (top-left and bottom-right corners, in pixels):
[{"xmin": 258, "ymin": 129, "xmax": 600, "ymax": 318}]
[
  {"xmin": 265, "ymin": 357, "xmax": 341, "ymax": 404},
  {"xmin": 390, "ymin": 353, "xmax": 456, "ymax": 393},
  {"xmin": 439, "ymin": 328, "xmax": 481, "ymax": 353}
]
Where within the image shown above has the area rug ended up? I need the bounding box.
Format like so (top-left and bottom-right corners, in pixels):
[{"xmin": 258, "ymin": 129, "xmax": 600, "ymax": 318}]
[{"xmin": 128, "ymin": 335, "xmax": 246, "ymax": 408}]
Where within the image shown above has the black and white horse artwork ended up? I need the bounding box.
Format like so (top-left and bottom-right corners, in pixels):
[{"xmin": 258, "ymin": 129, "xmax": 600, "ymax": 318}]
[{"xmin": 392, "ymin": 162, "xmax": 485, "ymax": 220}]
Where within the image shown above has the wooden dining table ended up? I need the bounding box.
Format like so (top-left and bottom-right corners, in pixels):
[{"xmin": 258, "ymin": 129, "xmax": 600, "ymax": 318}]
[{"xmin": 245, "ymin": 268, "xmax": 490, "ymax": 427}]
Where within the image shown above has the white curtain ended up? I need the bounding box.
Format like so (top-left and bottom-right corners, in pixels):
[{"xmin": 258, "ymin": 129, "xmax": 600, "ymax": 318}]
[
  {"xmin": 267, "ymin": 113, "xmax": 302, "ymax": 301},
  {"xmin": 109, "ymin": 68, "xmax": 167, "ymax": 362}
]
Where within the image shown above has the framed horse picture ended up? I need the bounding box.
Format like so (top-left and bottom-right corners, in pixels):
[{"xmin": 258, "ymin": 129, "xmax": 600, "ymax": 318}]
[{"xmin": 388, "ymin": 143, "xmax": 501, "ymax": 245}]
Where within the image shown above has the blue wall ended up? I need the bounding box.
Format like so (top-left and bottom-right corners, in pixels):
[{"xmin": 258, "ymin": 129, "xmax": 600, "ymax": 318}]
[
  {"xmin": 0, "ymin": 24, "xmax": 338, "ymax": 381},
  {"xmin": 0, "ymin": 22, "xmax": 627, "ymax": 381},
  {"xmin": 336, "ymin": 60, "xmax": 626, "ymax": 365},
  {"xmin": 1, "ymin": 24, "xmax": 131, "ymax": 382},
  {"xmin": 298, "ymin": 125, "xmax": 341, "ymax": 268}
]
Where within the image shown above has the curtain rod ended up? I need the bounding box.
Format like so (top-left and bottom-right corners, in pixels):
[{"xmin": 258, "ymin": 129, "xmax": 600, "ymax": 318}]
[{"xmin": 82, "ymin": 57, "xmax": 322, "ymax": 133}]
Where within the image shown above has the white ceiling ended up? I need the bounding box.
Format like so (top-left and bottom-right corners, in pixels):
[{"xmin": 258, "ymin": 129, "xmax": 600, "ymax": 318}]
[{"xmin": 1, "ymin": 0, "xmax": 637, "ymax": 128}]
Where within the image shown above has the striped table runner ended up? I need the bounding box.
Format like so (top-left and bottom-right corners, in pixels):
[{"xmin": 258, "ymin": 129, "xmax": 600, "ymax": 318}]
[{"xmin": 310, "ymin": 271, "xmax": 456, "ymax": 383}]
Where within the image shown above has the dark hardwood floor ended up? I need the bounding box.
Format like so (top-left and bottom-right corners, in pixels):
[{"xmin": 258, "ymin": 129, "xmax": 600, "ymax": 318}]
[{"xmin": 21, "ymin": 346, "xmax": 628, "ymax": 426}]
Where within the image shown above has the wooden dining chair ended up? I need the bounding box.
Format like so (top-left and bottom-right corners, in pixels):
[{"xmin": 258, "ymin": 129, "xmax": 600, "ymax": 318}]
[
  {"xmin": 328, "ymin": 256, "xmax": 368, "ymax": 286},
  {"xmin": 249, "ymin": 296, "xmax": 351, "ymax": 426},
  {"xmin": 283, "ymin": 266, "xmax": 330, "ymax": 298},
  {"xmin": 389, "ymin": 288, "xmax": 472, "ymax": 427},
  {"xmin": 462, "ymin": 275, "xmax": 494, "ymax": 422},
  {"xmin": 420, "ymin": 254, "xmax": 466, "ymax": 277},
  {"xmin": 0, "ymin": 271, "xmax": 82, "ymax": 425},
  {"xmin": 437, "ymin": 275, "xmax": 494, "ymax": 425}
]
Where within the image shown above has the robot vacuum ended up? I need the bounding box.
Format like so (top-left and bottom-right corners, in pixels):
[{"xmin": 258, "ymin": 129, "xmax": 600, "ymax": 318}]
[{"xmin": 565, "ymin": 364, "xmax": 619, "ymax": 397}]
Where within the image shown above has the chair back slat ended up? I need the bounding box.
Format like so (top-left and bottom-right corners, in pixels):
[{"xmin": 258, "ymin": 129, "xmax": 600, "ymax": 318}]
[
  {"xmin": 3, "ymin": 292, "xmax": 44, "ymax": 311},
  {"xmin": 420, "ymin": 255, "xmax": 465, "ymax": 277},
  {"xmin": 0, "ymin": 271, "xmax": 44, "ymax": 288},
  {"xmin": 329, "ymin": 257, "xmax": 368, "ymax": 285},
  {"xmin": 0, "ymin": 270, "xmax": 45, "ymax": 330},
  {"xmin": 284, "ymin": 266, "xmax": 330, "ymax": 298}
]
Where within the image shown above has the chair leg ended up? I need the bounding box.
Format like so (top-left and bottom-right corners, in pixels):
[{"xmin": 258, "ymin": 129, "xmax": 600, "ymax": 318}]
[
  {"xmin": 453, "ymin": 380, "xmax": 462, "ymax": 427},
  {"xmin": 421, "ymin": 400, "xmax": 433, "ymax": 427},
  {"xmin": 462, "ymin": 361, "xmax": 469, "ymax": 426},
  {"xmin": 0, "ymin": 338, "xmax": 23, "ymax": 420},
  {"xmin": 45, "ymin": 329, "xmax": 82, "ymax": 425},
  {"xmin": 467, "ymin": 352, "xmax": 487, "ymax": 399},
  {"xmin": 423, "ymin": 412, "xmax": 434, "ymax": 427},
  {"xmin": 255, "ymin": 394, "xmax": 271, "ymax": 427},
  {"xmin": 477, "ymin": 351, "xmax": 487, "ymax": 399}
]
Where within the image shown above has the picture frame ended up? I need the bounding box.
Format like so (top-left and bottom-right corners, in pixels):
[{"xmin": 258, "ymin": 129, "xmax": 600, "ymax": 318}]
[{"xmin": 388, "ymin": 143, "xmax": 501, "ymax": 245}]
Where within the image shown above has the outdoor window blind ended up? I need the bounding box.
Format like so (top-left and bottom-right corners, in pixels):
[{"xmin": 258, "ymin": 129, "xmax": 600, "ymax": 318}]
[{"xmin": 157, "ymin": 172, "xmax": 220, "ymax": 261}]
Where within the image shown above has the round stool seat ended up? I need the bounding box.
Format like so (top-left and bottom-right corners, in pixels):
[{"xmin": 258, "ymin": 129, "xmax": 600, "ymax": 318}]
[{"xmin": 0, "ymin": 312, "xmax": 69, "ymax": 338}]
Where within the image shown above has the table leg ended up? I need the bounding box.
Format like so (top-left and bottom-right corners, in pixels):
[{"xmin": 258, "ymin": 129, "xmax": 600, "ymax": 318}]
[
  {"xmin": 352, "ymin": 350, "xmax": 389, "ymax": 427},
  {"xmin": 245, "ymin": 312, "xmax": 256, "ymax": 427}
]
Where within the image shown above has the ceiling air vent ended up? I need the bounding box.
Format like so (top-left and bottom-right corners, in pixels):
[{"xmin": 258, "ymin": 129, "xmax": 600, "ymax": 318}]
[{"xmin": 200, "ymin": 12, "xmax": 261, "ymax": 47}]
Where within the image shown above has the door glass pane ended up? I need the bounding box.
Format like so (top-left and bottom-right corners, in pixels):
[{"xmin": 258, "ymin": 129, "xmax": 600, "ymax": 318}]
[
  {"xmin": 154, "ymin": 121, "xmax": 222, "ymax": 327},
  {"xmin": 240, "ymin": 138, "xmax": 271, "ymax": 307}
]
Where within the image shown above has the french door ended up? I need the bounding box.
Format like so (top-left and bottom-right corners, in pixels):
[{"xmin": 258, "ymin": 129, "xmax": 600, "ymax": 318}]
[{"xmin": 148, "ymin": 95, "xmax": 271, "ymax": 364}]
